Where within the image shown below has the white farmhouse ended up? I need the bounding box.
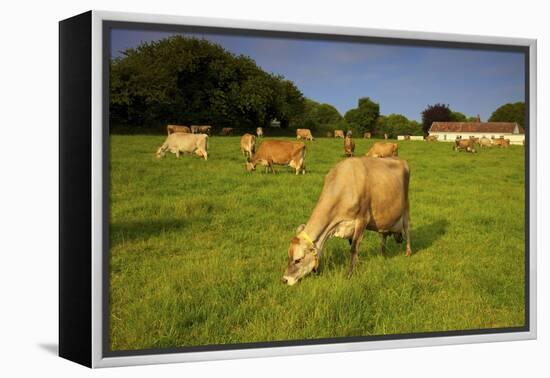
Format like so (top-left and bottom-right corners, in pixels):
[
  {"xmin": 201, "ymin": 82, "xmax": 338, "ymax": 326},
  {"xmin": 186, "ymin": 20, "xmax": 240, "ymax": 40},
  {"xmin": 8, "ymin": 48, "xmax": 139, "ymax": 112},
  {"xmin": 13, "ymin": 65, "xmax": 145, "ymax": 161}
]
[{"xmin": 429, "ymin": 122, "xmax": 525, "ymax": 145}]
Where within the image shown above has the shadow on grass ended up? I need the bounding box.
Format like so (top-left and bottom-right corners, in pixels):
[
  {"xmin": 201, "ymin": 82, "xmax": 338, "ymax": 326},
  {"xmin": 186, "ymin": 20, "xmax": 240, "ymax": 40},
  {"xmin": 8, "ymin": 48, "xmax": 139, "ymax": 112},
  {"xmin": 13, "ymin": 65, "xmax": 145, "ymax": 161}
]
[
  {"xmin": 325, "ymin": 218, "xmax": 449, "ymax": 266},
  {"xmin": 110, "ymin": 218, "xmax": 197, "ymax": 247}
]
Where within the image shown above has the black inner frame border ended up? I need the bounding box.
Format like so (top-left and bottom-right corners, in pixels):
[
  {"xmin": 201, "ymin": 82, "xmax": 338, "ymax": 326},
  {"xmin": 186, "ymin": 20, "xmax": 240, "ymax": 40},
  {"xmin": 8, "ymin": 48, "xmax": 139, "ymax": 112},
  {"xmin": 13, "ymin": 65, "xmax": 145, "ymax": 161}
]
[{"xmin": 102, "ymin": 19, "xmax": 531, "ymax": 358}]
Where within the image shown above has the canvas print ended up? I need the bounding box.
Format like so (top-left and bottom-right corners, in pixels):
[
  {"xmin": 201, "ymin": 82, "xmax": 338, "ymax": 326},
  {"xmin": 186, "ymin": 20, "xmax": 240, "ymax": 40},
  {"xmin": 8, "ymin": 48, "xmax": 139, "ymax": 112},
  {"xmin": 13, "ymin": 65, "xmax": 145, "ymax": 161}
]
[{"xmin": 107, "ymin": 25, "xmax": 527, "ymax": 353}]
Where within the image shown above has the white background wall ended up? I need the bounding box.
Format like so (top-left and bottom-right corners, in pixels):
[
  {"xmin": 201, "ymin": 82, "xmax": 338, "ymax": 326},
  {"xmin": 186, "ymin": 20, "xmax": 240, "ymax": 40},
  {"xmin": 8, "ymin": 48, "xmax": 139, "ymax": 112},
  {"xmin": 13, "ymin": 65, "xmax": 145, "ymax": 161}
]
[{"xmin": 0, "ymin": 0, "xmax": 547, "ymax": 376}]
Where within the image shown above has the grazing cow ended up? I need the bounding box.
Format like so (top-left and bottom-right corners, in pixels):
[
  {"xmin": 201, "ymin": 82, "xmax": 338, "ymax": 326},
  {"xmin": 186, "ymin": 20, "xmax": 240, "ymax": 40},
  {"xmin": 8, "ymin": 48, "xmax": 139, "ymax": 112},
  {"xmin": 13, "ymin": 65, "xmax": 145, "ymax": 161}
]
[
  {"xmin": 334, "ymin": 130, "xmax": 345, "ymax": 138},
  {"xmin": 493, "ymin": 138, "xmax": 510, "ymax": 148},
  {"xmin": 167, "ymin": 124, "xmax": 191, "ymax": 135},
  {"xmin": 282, "ymin": 157, "xmax": 411, "ymax": 285},
  {"xmin": 479, "ymin": 137, "xmax": 492, "ymax": 148},
  {"xmin": 366, "ymin": 142, "xmax": 398, "ymax": 158},
  {"xmin": 425, "ymin": 135, "xmax": 438, "ymax": 142},
  {"xmin": 156, "ymin": 133, "xmax": 208, "ymax": 160},
  {"xmin": 246, "ymin": 140, "xmax": 306, "ymax": 175},
  {"xmin": 220, "ymin": 127, "xmax": 233, "ymax": 136},
  {"xmin": 453, "ymin": 139, "xmax": 477, "ymax": 153},
  {"xmin": 240, "ymin": 133, "xmax": 256, "ymax": 158},
  {"xmin": 191, "ymin": 125, "xmax": 212, "ymax": 135},
  {"xmin": 363, "ymin": 132, "xmax": 371, "ymax": 139},
  {"xmin": 344, "ymin": 133, "xmax": 355, "ymax": 157},
  {"xmin": 256, "ymin": 127, "xmax": 264, "ymax": 138},
  {"xmin": 404, "ymin": 135, "xmax": 411, "ymax": 140},
  {"xmin": 296, "ymin": 128, "xmax": 314, "ymax": 141}
]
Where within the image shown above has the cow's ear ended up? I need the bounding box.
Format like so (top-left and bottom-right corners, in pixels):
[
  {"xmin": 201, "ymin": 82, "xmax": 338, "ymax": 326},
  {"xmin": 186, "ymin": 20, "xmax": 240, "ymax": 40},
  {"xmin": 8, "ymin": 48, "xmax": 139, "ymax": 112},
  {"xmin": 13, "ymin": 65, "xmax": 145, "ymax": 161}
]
[{"xmin": 295, "ymin": 224, "xmax": 306, "ymax": 235}]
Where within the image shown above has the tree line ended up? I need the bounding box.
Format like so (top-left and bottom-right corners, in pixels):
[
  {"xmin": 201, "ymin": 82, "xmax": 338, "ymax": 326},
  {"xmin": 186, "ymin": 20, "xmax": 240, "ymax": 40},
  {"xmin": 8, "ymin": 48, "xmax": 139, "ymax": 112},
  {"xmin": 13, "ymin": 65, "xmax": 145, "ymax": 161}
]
[{"xmin": 110, "ymin": 35, "xmax": 525, "ymax": 136}]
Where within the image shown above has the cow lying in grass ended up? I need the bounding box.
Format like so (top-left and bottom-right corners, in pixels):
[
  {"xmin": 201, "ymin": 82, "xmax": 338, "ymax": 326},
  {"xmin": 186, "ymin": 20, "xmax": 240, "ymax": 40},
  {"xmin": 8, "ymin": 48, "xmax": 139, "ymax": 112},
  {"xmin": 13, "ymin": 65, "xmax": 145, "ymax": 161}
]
[
  {"xmin": 283, "ymin": 156, "xmax": 411, "ymax": 285},
  {"xmin": 246, "ymin": 140, "xmax": 306, "ymax": 175},
  {"xmin": 156, "ymin": 133, "xmax": 209, "ymax": 160}
]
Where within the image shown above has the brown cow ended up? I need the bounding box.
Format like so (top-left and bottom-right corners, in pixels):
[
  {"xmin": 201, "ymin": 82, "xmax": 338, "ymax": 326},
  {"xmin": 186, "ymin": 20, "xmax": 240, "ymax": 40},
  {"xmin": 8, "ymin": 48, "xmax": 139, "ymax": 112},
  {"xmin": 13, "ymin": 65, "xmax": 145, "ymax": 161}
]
[
  {"xmin": 256, "ymin": 127, "xmax": 264, "ymax": 138},
  {"xmin": 240, "ymin": 133, "xmax": 256, "ymax": 158},
  {"xmin": 296, "ymin": 129, "xmax": 314, "ymax": 141},
  {"xmin": 344, "ymin": 133, "xmax": 355, "ymax": 157},
  {"xmin": 366, "ymin": 142, "xmax": 398, "ymax": 158},
  {"xmin": 453, "ymin": 139, "xmax": 477, "ymax": 153},
  {"xmin": 246, "ymin": 140, "xmax": 306, "ymax": 175},
  {"xmin": 156, "ymin": 133, "xmax": 208, "ymax": 160},
  {"xmin": 493, "ymin": 138, "xmax": 510, "ymax": 148},
  {"xmin": 167, "ymin": 124, "xmax": 191, "ymax": 135},
  {"xmin": 425, "ymin": 135, "xmax": 438, "ymax": 142},
  {"xmin": 220, "ymin": 127, "xmax": 233, "ymax": 136},
  {"xmin": 334, "ymin": 130, "xmax": 345, "ymax": 138},
  {"xmin": 282, "ymin": 157, "xmax": 411, "ymax": 285},
  {"xmin": 479, "ymin": 137, "xmax": 492, "ymax": 148},
  {"xmin": 191, "ymin": 125, "xmax": 212, "ymax": 135}
]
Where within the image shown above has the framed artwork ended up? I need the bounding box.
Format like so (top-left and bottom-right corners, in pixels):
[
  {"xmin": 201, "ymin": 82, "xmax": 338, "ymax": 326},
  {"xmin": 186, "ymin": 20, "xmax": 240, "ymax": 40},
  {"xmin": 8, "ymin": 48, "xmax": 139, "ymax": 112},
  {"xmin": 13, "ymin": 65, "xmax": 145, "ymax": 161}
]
[{"xmin": 59, "ymin": 10, "xmax": 537, "ymax": 368}]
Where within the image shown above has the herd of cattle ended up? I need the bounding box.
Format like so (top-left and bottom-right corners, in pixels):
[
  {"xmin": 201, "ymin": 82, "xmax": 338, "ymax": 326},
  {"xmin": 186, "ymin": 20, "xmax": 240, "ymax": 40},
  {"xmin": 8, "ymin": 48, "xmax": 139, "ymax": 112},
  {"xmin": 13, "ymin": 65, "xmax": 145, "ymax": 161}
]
[
  {"xmin": 425, "ymin": 134, "xmax": 514, "ymax": 153},
  {"xmin": 154, "ymin": 124, "xmax": 514, "ymax": 285}
]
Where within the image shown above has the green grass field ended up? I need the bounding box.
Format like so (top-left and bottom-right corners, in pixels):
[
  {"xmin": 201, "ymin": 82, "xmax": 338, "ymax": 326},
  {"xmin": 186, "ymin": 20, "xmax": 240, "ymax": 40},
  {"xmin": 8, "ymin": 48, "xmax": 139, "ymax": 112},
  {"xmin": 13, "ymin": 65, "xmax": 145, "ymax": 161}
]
[{"xmin": 109, "ymin": 135, "xmax": 525, "ymax": 351}]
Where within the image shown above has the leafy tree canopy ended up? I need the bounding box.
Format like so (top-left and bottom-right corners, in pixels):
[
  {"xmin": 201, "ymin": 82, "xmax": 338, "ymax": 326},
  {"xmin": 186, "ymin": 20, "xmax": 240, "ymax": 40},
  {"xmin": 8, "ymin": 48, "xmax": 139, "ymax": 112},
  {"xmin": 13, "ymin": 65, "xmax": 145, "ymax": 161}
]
[
  {"xmin": 344, "ymin": 97, "xmax": 380, "ymax": 135},
  {"xmin": 488, "ymin": 102, "xmax": 525, "ymax": 129},
  {"xmin": 421, "ymin": 103, "xmax": 452, "ymax": 135},
  {"xmin": 110, "ymin": 36, "xmax": 305, "ymax": 131},
  {"xmin": 375, "ymin": 114, "xmax": 423, "ymax": 138}
]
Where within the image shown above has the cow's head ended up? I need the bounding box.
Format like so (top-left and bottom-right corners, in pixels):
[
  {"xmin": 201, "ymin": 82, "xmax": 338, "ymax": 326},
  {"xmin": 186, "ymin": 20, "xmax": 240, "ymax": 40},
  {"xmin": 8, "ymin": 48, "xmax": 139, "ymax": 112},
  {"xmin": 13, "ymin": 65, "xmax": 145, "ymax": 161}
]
[
  {"xmin": 282, "ymin": 224, "xmax": 319, "ymax": 286},
  {"xmin": 155, "ymin": 147, "xmax": 165, "ymax": 159},
  {"xmin": 245, "ymin": 157, "xmax": 256, "ymax": 172}
]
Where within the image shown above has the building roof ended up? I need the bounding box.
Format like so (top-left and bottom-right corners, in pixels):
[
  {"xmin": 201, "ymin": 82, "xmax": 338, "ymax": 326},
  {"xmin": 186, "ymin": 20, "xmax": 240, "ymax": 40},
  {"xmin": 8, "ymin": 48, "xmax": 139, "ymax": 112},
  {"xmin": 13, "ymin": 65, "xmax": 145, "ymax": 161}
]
[{"xmin": 429, "ymin": 122, "xmax": 524, "ymax": 134}]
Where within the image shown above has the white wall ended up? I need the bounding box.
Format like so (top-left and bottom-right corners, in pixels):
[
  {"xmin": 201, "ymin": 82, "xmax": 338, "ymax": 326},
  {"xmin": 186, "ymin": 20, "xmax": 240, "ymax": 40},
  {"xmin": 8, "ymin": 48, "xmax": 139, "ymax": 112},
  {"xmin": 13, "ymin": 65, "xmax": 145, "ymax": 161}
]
[
  {"xmin": 0, "ymin": 1, "xmax": 546, "ymax": 378},
  {"xmin": 430, "ymin": 132, "xmax": 526, "ymax": 145}
]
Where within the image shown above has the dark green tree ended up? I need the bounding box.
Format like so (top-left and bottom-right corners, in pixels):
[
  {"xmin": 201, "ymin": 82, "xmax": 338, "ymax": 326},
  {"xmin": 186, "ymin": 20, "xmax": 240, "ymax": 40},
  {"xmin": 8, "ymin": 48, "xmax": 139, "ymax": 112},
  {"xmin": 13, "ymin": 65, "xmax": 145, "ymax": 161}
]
[
  {"xmin": 344, "ymin": 97, "xmax": 380, "ymax": 135},
  {"xmin": 375, "ymin": 114, "xmax": 423, "ymax": 138},
  {"xmin": 110, "ymin": 36, "xmax": 305, "ymax": 131},
  {"xmin": 421, "ymin": 103, "xmax": 452, "ymax": 136},
  {"xmin": 488, "ymin": 102, "xmax": 525, "ymax": 129}
]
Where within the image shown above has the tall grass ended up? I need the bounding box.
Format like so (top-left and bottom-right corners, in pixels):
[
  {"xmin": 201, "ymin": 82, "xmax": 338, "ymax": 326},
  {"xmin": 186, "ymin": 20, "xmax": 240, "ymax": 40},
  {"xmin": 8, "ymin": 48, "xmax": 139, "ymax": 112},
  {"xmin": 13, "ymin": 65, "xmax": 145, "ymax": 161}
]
[{"xmin": 109, "ymin": 135, "xmax": 525, "ymax": 351}]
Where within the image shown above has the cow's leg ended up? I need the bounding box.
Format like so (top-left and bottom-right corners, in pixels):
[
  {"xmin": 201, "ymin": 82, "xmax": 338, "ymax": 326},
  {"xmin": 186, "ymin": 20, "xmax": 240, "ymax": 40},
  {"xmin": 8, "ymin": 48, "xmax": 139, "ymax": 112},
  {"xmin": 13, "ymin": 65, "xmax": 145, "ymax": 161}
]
[
  {"xmin": 348, "ymin": 220, "xmax": 366, "ymax": 278},
  {"xmin": 176, "ymin": 150, "xmax": 180, "ymax": 158},
  {"xmin": 268, "ymin": 160, "xmax": 276, "ymax": 174},
  {"xmin": 379, "ymin": 233, "xmax": 387, "ymax": 255},
  {"xmin": 403, "ymin": 210, "xmax": 412, "ymax": 257}
]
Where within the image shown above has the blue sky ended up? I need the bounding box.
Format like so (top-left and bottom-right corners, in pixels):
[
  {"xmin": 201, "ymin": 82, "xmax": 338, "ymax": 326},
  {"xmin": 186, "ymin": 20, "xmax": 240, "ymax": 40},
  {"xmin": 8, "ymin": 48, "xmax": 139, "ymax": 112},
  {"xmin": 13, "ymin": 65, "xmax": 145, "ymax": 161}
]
[{"xmin": 111, "ymin": 29, "xmax": 525, "ymax": 121}]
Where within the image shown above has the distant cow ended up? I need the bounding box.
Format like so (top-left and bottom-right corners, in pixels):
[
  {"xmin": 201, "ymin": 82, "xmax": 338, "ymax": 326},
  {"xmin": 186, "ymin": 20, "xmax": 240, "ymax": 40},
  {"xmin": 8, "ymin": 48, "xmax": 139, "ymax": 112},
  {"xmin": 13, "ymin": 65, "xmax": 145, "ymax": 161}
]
[
  {"xmin": 453, "ymin": 139, "xmax": 477, "ymax": 153},
  {"xmin": 296, "ymin": 128, "xmax": 314, "ymax": 141},
  {"xmin": 167, "ymin": 124, "xmax": 191, "ymax": 135},
  {"xmin": 366, "ymin": 142, "xmax": 398, "ymax": 158},
  {"xmin": 404, "ymin": 135, "xmax": 411, "ymax": 140},
  {"xmin": 282, "ymin": 156, "xmax": 411, "ymax": 285},
  {"xmin": 156, "ymin": 133, "xmax": 208, "ymax": 160},
  {"xmin": 479, "ymin": 137, "xmax": 492, "ymax": 148},
  {"xmin": 240, "ymin": 133, "xmax": 256, "ymax": 159},
  {"xmin": 220, "ymin": 127, "xmax": 233, "ymax": 136},
  {"xmin": 191, "ymin": 125, "xmax": 212, "ymax": 135},
  {"xmin": 425, "ymin": 135, "xmax": 438, "ymax": 142},
  {"xmin": 256, "ymin": 127, "xmax": 264, "ymax": 138},
  {"xmin": 493, "ymin": 138, "xmax": 510, "ymax": 148},
  {"xmin": 246, "ymin": 140, "xmax": 306, "ymax": 175},
  {"xmin": 334, "ymin": 130, "xmax": 345, "ymax": 138},
  {"xmin": 363, "ymin": 132, "xmax": 371, "ymax": 139},
  {"xmin": 344, "ymin": 133, "xmax": 355, "ymax": 157}
]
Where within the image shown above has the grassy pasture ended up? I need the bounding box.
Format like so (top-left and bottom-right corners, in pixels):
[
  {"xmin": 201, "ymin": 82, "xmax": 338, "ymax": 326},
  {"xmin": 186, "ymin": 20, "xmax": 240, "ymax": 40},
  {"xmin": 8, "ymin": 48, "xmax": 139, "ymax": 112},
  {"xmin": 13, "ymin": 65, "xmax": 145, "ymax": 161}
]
[{"xmin": 109, "ymin": 135, "xmax": 525, "ymax": 351}]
